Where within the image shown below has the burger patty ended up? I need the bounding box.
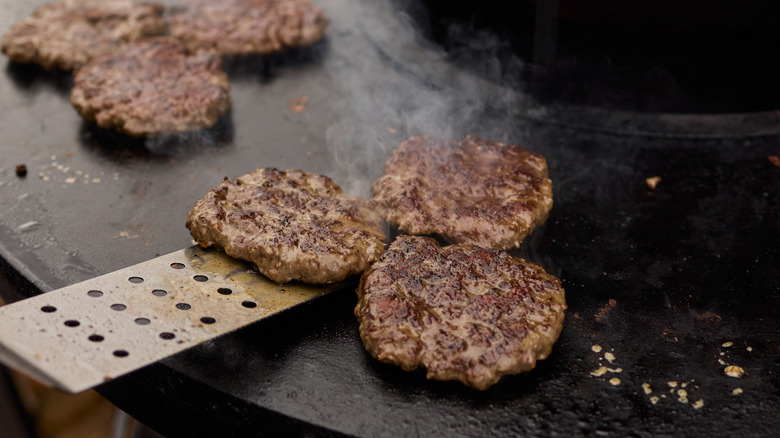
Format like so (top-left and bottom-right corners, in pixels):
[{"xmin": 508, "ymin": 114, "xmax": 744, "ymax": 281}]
[
  {"xmin": 370, "ymin": 135, "xmax": 554, "ymax": 250},
  {"xmin": 186, "ymin": 168, "xmax": 387, "ymax": 284},
  {"xmin": 70, "ymin": 37, "xmax": 231, "ymax": 137},
  {"xmin": 167, "ymin": 0, "xmax": 328, "ymax": 56},
  {"xmin": 355, "ymin": 235, "xmax": 566, "ymax": 390},
  {"xmin": 1, "ymin": 0, "xmax": 165, "ymax": 71}
]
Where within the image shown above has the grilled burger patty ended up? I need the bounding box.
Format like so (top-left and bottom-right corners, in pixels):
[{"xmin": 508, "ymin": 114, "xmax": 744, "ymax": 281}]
[
  {"xmin": 186, "ymin": 168, "xmax": 387, "ymax": 284},
  {"xmin": 355, "ymin": 235, "xmax": 566, "ymax": 390},
  {"xmin": 1, "ymin": 0, "xmax": 165, "ymax": 71},
  {"xmin": 370, "ymin": 135, "xmax": 554, "ymax": 250},
  {"xmin": 70, "ymin": 37, "xmax": 231, "ymax": 137},
  {"xmin": 167, "ymin": 0, "xmax": 328, "ymax": 56}
]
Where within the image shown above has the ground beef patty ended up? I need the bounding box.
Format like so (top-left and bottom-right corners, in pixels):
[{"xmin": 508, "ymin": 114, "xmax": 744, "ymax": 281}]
[
  {"xmin": 1, "ymin": 0, "xmax": 165, "ymax": 71},
  {"xmin": 70, "ymin": 37, "xmax": 231, "ymax": 137},
  {"xmin": 167, "ymin": 0, "xmax": 328, "ymax": 56},
  {"xmin": 186, "ymin": 168, "xmax": 387, "ymax": 284},
  {"xmin": 355, "ymin": 235, "xmax": 566, "ymax": 390},
  {"xmin": 370, "ymin": 135, "xmax": 554, "ymax": 250}
]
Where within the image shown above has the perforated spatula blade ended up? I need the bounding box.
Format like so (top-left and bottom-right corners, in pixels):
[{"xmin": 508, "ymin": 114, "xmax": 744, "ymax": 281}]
[{"xmin": 0, "ymin": 246, "xmax": 340, "ymax": 393}]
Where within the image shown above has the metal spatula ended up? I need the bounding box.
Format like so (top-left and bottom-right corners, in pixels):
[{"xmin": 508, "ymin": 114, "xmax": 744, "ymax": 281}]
[{"xmin": 0, "ymin": 246, "xmax": 340, "ymax": 393}]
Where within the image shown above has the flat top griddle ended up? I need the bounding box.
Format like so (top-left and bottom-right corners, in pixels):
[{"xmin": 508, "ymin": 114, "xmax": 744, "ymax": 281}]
[{"xmin": 1, "ymin": 1, "xmax": 779, "ymax": 437}]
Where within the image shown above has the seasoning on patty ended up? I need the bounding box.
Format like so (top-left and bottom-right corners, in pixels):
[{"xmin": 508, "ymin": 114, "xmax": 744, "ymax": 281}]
[
  {"xmin": 1, "ymin": 0, "xmax": 165, "ymax": 71},
  {"xmin": 167, "ymin": 0, "xmax": 328, "ymax": 56},
  {"xmin": 355, "ymin": 235, "xmax": 566, "ymax": 390},
  {"xmin": 370, "ymin": 135, "xmax": 554, "ymax": 250},
  {"xmin": 70, "ymin": 37, "xmax": 231, "ymax": 137},
  {"xmin": 186, "ymin": 168, "xmax": 387, "ymax": 284}
]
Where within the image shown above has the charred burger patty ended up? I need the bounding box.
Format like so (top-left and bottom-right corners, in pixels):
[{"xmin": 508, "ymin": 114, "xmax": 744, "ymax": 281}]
[
  {"xmin": 70, "ymin": 37, "xmax": 231, "ymax": 137},
  {"xmin": 186, "ymin": 168, "xmax": 387, "ymax": 284},
  {"xmin": 1, "ymin": 0, "xmax": 165, "ymax": 71},
  {"xmin": 167, "ymin": 0, "xmax": 328, "ymax": 56},
  {"xmin": 355, "ymin": 235, "xmax": 566, "ymax": 390},
  {"xmin": 370, "ymin": 135, "xmax": 553, "ymax": 250}
]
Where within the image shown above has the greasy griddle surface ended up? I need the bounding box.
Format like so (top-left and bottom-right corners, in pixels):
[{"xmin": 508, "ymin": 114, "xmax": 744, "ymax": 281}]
[{"xmin": 1, "ymin": 1, "xmax": 778, "ymax": 437}]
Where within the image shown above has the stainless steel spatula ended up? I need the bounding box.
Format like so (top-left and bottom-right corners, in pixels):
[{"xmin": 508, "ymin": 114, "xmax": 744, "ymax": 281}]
[{"xmin": 0, "ymin": 246, "xmax": 340, "ymax": 393}]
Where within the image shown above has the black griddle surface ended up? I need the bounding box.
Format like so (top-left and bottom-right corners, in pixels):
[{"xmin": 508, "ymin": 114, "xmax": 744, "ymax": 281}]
[{"xmin": 1, "ymin": 1, "xmax": 779, "ymax": 437}]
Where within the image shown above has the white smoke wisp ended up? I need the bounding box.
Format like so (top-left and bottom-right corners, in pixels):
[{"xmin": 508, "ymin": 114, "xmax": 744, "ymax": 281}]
[{"xmin": 321, "ymin": 0, "xmax": 531, "ymax": 199}]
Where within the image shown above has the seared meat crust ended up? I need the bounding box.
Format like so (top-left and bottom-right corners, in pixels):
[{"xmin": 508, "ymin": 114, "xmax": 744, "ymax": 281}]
[
  {"xmin": 1, "ymin": 0, "xmax": 165, "ymax": 71},
  {"xmin": 370, "ymin": 135, "xmax": 553, "ymax": 250},
  {"xmin": 186, "ymin": 168, "xmax": 387, "ymax": 284},
  {"xmin": 355, "ymin": 236, "xmax": 566, "ymax": 390},
  {"xmin": 167, "ymin": 0, "xmax": 328, "ymax": 56},
  {"xmin": 70, "ymin": 37, "xmax": 231, "ymax": 137}
]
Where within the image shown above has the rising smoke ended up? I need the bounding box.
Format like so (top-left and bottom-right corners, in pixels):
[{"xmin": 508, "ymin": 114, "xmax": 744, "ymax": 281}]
[{"xmin": 321, "ymin": 0, "xmax": 532, "ymax": 198}]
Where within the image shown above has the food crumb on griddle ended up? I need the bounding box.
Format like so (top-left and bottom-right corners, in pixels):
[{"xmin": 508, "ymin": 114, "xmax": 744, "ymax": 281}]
[
  {"xmin": 590, "ymin": 366, "xmax": 621, "ymax": 377},
  {"xmin": 17, "ymin": 221, "xmax": 39, "ymax": 231},
  {"xmin": 641, "ymin": 380, "xmax": 706, "ymax": 408},
  {"xmin": 591, "ymin": 344, "xmax": 602, "ymax": 353},
  {"xmin": 747, "ymin": 346, "xmax": 753, "ymax": 351},
  {"xmin": 604, "ymin": 352, "xmax": 616, "ymax": 363},
  {"xmin": 609, "ymin": 378, "xmax": 621, "ymax": 386},
  {"xmin": 594, "ymin": 299, "xmax": 617, "ymax": 322},
  {"xmin": 732, "ymin": 388, "xmax": 743, "ymax": 395},
  {"xmin": 768, "ymin": 155, "xmax": 780, "ymax": 167},
  {"xmin": 15, "ymin": 164, "xmax": 27, "ymax": 177},
  {"xmin": 693, "ymin": 311, "xmax": 722, "ymax": 323},
  {"xmin": 724, "ymin": 365, "xmax": 745, "ymax": 378},
  {"xmin": 288, "ymin": 96, "xmax": 310, "ymax": 113},
  {"xmin": 645, "ymin": 176, "xmax": 661, "ymax": 190},
  {"xmin": 661, "ymin": 327, "xmax": 678, "ymax": 342},
  {"xmin": 722, "ymin": 341, "xmax": 733, "ymax": 348}
]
